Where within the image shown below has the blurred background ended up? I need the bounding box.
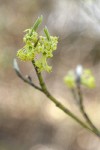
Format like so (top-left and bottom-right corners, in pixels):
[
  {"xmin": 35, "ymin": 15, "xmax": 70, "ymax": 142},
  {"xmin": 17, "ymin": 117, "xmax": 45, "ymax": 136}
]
[{"xmin": 1, "ymin": 0, "xmax": 100, "ymax": 149}]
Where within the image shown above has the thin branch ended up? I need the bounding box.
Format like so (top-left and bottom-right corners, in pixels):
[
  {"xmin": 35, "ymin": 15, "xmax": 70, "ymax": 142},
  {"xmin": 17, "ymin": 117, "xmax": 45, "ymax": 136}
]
[
  {"xmin": 13, "ymin": 59, "xmax": 100, "ymax": 137},
  {"xmin": 77, "ymin": 84, "xmax": 100, "ymax": 136},
  {"xmin": 13, "ymin": 59, "xmax": 42, "ymax": 92},
  {"xmin": 32, "ymin": 60, "xmax": 96, "ymax": 135}
]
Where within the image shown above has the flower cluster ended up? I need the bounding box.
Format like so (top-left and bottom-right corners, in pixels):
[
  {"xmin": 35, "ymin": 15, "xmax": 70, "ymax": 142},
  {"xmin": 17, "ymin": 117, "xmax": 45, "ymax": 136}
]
[
  {"xmin": 35, "ymin": 35, "xmax": 58, "ymax": 72},
  {"xmin": 17, "ymin": 16, "xmax": 58, "ymax": 72},
  {"xmin": 81, "ymin": 69, "xmax": 95, "ymax": 89},
  {"xmin": 17, "ymin": 29, "xmax": 38, "ymax": 61},
  {"xmin": 64, "ymin": 66, "xmax": 95, "ymax": 89}
]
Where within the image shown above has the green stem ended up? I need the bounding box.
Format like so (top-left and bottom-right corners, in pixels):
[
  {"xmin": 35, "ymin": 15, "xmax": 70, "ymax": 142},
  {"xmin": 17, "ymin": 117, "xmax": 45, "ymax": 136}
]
[
  {"xmin": 77, "ymin": 84, "xmax": 100, "ymax": 136},
  {"xmin": 13, "ymin": 59, "xmax": 42, "ymax": 92},
  {"xmin": 32, "ymin": 60, "xmax": 96, "ymax": 135}
]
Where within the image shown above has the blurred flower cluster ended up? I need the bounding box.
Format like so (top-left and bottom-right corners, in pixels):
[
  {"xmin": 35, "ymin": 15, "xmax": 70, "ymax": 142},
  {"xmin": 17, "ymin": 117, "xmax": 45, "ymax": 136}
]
[{"xmin": 64, "ymin": 65, "xmax": 95, "ymax": 89}]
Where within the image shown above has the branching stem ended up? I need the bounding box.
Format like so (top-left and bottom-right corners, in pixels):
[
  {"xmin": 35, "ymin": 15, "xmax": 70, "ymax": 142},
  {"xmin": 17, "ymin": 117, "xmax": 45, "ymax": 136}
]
[
  {"xmin": 13, "ymin": 59, "xmax": 100, "ymax": 138},
  {"xmin": 32, "ymin": 60, "xmax": 97, "ymax": 135}
]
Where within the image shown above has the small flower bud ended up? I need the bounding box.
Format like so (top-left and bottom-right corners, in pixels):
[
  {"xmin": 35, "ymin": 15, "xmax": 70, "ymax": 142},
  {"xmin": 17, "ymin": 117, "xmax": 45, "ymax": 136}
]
[
  {"xmin": 64, "ymin": 71, "xmax": 76, "ymax": 88},
  {"xmin": 64, "ymin": 66, "xmax": 96, "ymax": 89}
]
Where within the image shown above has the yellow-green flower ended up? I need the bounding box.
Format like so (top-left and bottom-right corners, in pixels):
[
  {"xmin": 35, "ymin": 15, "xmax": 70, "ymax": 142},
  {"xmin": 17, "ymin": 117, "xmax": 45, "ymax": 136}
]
[
  {"xmin": 35, "ymin": 55, "xmax": 52, "ymax": 72},
  {"xmin": 64, "ymin": 72, "xmax": 76, "ymax": 88},
  {"xmin": 17, "ymin": 46, "xmax": 35, "ymax": 61},
  {"xmin": 17, "ymin": 16, "xmax": 58, "ymax": 73},
  {"xmin": 81, "ymin": 69, "xmax": 95, "ymax": 88},
  {"xmin": 64, "ymin": 67, "xmax": 96, "ymax": 89}
]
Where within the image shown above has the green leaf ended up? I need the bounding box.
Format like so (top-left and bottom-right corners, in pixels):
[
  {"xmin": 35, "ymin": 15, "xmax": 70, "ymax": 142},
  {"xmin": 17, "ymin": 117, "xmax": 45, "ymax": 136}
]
[{"xmin": 44, "ymin": 26, "xmax": 51, "ymax": 41}]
